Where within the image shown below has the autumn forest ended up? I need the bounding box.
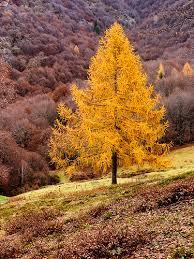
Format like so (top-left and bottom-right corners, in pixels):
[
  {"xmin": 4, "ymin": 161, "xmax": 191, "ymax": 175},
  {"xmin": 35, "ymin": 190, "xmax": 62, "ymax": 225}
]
[{"xmin": 0, "ymin": 1, "xmax": 194, "ymax": 258}]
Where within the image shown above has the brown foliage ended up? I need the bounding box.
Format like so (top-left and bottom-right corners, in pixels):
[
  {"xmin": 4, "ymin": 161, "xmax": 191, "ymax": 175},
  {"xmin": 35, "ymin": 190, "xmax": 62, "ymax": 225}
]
[
  {"xmin": 164, "ymin": 90, "xmax": 194, "ymax": 145},
  {"xmin": 0, "ymin": 164, "xmax": 10, "ymax": 192},
  {"xmin": 0, "ymin": 131, "xmax": 50, "ymax": 195},
  {"xmin": 69, "ymin": 169, "xmax": 98, "ymax": 182},
  {"xmin": 0, "ymin": 94, "xmax": 58, "ymax": 195},
  {"xmin": 58, "ymin": 224, "xmax": 150, "ymax": 259},
  {"xmin": 1, "ymin": 177, "xmax": 193, "ymax": 258},
  {"xmin": 0, "ymin": 59, "xmax": 17, "ymax": 108},
  {"xmin": 0, "ymin": 0, "xmax": 193, "ymax": 193},
  {"xmin": 51, "ymin": 84, "xmax": 68, "ymax": 102},
  {"xmin": 133, "ymin": 177, "xmax": 194, "ymax": 212},
  {"xmin": 5, "ymin": 208, "xmax": 62, "ymax": 240},
  {"xmin": 0, "ymin": 0, "xmax": 192, "ymax": 95}
]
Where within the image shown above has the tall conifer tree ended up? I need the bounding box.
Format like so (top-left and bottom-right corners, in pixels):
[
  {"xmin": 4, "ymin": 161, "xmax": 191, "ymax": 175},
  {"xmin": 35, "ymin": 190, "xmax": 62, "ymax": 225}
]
[
  {"xmin": 50, "ymin": 23, "xmax": 169, "ymax": 184},
  {"xmin": 182, "ymin": 62, "xmax": 193, "ymax": 77}
]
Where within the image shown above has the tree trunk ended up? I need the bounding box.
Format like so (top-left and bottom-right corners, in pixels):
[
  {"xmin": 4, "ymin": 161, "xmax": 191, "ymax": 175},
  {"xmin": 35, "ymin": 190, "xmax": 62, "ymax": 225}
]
[{"xmin": 112, "ymin": 151, "xmax": 117, "ymax": 184}]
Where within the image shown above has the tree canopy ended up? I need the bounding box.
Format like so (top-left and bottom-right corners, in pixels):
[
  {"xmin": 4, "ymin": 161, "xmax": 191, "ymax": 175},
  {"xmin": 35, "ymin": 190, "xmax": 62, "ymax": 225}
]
[{"xmin": 50, "ymin": 23, "xmax": 170, "ymax": 184}]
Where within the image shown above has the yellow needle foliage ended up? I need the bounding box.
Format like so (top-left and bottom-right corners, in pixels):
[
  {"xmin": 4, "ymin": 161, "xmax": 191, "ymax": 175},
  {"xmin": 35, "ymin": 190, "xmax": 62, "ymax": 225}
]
[
  {"xmin": 182, "ymin": 62, "xmax": 193, "ymax": 77},
  {"xmin": 49, "ymin": 23, "xmax": 170, "ymax": 183},
  {"xmin": 157, "ymin": 63, "xmax": 165, "ymax": 79}
]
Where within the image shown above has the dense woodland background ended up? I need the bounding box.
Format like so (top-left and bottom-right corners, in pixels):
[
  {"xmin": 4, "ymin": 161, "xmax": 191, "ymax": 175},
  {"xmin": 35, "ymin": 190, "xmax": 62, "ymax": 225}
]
[{"xmin": 0, "ymin": 0, "xmax": 193, "ymax": 195}]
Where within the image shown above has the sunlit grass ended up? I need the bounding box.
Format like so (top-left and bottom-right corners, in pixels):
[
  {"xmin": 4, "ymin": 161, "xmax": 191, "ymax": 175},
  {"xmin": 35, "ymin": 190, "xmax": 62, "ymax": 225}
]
[
  {"xmin": 0, "ymin": 196, "xmax": 8, "ymax": 204},
  {"xmin": 20, "ymin": 177, "xmax": 133, "ymax": 201},
  {"xmin": 169, "ymin": 145, "xmax": 194, "ymax": 169},
  {"xmin": 0, "ymin": 145, "xmax": 193, "ymax": 228},
  {"xmin": 14, "ymin": 145, "xmax": 194, "ymax": 201}
]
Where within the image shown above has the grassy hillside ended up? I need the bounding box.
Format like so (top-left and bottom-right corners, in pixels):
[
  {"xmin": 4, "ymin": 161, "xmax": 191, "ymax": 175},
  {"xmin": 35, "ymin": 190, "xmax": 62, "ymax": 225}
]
[
  {"xmin": 13, "ymin": 145, "xmax": 194, "ymax": 200},
  {"xmin": 0, "ymin": 146, "xmax": 193, "ymax": 258}
]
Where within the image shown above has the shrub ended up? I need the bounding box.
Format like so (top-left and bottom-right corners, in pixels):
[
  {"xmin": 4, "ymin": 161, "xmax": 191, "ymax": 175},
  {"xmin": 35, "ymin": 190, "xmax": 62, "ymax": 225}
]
[
  {"xmin": 12, "ymin": 118, "xmax": 37, "ymax": 148},
  {"xmin": 164, "ymin": 90, "xmax": 194, "ymax": 145},
  {"xmin": 133, "ymin": 177, "xmax": 194, "ymax": 213},
  {"xmin": 0, "ymin": 164, "xmax": 10, "ymax": 194},
  {"xmin": 0, "ymin": 59, "xmax": 17, "ymax": 108},
  {"xmin": 27, "ymin": 94, "xmax": 57, "ymax": 127},
  {"xmin": 0, "ymin": 131, "xmax": 50, "ymax": 195},
  {"xmin": 58, "ymin": 223, "xmax": 150, "ymax": 258},
  {"xmin": 5, "ymin": 208, "xmax": 62, "ymax": 240},
  {"xmin": 171, "ymin": 247, "xmax": 193, "ymax": 259},
  {"xmin": 51, "ymin": 84, "xmax": 68, "ymax": 102},
  {"xmin": 69, "ymin": 168, "xmax": 99, "ymax": 182}
]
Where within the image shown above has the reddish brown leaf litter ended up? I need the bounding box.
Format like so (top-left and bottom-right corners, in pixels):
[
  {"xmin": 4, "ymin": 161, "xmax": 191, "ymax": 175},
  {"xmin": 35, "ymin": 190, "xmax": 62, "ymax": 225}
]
[{"xmin": 0, "ymin": 177, "xmax": 193, "ymax": 258}]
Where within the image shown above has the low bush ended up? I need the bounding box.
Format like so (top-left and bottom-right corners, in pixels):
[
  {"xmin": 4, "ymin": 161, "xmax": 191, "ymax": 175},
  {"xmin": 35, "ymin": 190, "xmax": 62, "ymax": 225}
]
[
  {"xmin": 171, "ymin": 247, "xmax": 193, "ymax": 259},
  {"xmin": 0, "ymin": 164, "xmax": 10, "ymax": 194},
  {"xmin": 1, "ymin": 176, "xmax": 193, "ymax": 258},
  {"xmin": 51, "ymin": 84, "xmax": 68, "ymax": 102},
  {"xmin": 5, "ymin": 208, "xmax": 63, "ymax": 241},
  {"xmin": 133, "ymin": 177, "xmax": 194, "ymax": 212},
  {"xmin": 0, "ymin": 131, "xmax": 50, "ymax": 195},
  {"xmin": 58, "ymin": 223, "xmax": 151, "ymax": 259},
  {"xmin": 69, "ymin": 169, "xmax": 98, "ymax": 182}
]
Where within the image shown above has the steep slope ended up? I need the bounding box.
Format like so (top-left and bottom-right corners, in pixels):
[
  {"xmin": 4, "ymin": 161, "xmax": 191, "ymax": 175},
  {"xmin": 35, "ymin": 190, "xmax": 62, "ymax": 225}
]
[
  {"xmin": 0, "ymin": 149, "xmax": 193, "ymax": 258},
  {"xmin": 0, "ymin": 0, "xmax": 193, "ymax": 196},
  {"xmin": 0, "ymin": 0, "xmax": 193, "ymax": 94},
  {"xmin": 131, "ymin": 0, "xmax": 194, "ymax": 61}
]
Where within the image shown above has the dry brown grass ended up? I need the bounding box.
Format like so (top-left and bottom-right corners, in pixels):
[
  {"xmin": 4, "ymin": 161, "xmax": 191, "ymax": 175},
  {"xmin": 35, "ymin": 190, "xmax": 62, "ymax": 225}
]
[{"xmin": 0, "ymin": 176, "xmax": 193, "ymax": 258}]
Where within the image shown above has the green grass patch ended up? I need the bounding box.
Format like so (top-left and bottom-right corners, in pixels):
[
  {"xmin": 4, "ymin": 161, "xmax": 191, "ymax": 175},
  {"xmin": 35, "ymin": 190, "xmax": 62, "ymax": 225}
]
[
  {"xmin": 169, "ymin": 145, "xmax": 194, "ymax": 169},
  {"xmin": 0, "ymin": 196, "xmax": 8, "ymax": 204}
]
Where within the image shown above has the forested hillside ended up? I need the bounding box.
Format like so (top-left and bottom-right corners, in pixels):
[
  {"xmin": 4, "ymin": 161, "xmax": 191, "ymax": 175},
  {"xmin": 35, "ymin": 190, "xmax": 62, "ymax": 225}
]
[
  {"xmin": 1, "ymin": 0, "xmax": 193, "ymax": 90},
  {"xmin": 0, "ymin": 0, "xmax": 193, "ymax": 195}
]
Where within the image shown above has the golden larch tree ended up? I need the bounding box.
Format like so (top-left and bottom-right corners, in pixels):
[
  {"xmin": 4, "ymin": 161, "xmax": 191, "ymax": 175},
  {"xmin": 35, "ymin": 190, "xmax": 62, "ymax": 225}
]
[
  {"xmin": 157, "ymin": 63, "xmax": 165, "ymax": 79},
  {"xmin": 73, "ymin": 45, "xmax": 80, "ymax": 55},
  {"xmin": 50, "ymin": 23, "xmax": 170, "ymax": 184},
  {"xmin": 182, "ymin": 62, "xmax": 193, "ymax": 77}
]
